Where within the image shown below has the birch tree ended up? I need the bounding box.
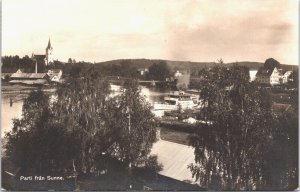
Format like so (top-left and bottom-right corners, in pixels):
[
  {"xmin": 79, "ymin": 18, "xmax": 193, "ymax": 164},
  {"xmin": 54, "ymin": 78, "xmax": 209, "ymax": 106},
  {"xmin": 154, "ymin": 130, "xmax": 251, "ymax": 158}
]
[
  {"xmin": 108, "ymin": 79, "xmax": 157, "ymax": 167},
  {"xmin": 189, "ymin": 65, "xmax": 275, "ymax": 190},
  {"xmin": 53, "ymin": 75, "xmax": 111, "ymax": 174}
]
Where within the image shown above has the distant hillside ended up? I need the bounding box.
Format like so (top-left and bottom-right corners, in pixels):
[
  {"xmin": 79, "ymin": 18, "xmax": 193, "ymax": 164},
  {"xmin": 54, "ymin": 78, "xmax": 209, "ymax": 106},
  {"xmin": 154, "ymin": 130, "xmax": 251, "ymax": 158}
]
[
  {"xmin": 226, "ymin": 62, "xmax": 264, "ymax": 70},
  {"xmin": 95, "ymin": 59, "xmax": 222, "ymax": 70},
  {"xmin": 95, "ymin": 59, "xmax": 299, "ymax": 71},
  {"xmin": 280, "ymin": 64, "xmax": 298, "ymax": 71},
  {"xmin": 95, "ymin": 59, "xmax": 160, "ymax": 68},
  {"xmin": 97, "ymin": 59, "xmax": 298, "ymax": 69}
]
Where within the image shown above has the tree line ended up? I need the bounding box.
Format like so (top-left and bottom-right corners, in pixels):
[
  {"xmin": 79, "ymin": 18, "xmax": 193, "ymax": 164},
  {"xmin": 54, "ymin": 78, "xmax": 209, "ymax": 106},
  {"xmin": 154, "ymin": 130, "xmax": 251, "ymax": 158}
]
[
  {"xmin": 2, "ymin": 55, "xmax": 173, "ymax": 82},
  {"xmin": 67, "ymin": 60, "xmax": 172, "ymax": 81},
  {"xmin": 2, "ymin": 55, "xmax": 37, "ymax": 73},
  {"xmin": 1, "ymin": 55, "xmax": 61, "ymax": 73}
]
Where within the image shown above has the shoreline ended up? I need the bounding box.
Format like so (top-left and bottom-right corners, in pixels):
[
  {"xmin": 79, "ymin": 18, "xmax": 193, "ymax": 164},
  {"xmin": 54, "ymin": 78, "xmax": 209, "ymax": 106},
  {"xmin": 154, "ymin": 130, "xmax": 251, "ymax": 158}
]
[{"xmin": 1, "ymin": 83, "xmax": 57, "ymax": 95}]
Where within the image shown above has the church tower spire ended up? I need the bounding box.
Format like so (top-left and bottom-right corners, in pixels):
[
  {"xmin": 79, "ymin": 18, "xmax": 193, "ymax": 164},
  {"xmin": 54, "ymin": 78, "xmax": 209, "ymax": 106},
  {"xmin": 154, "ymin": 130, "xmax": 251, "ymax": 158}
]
[
  {"xmin": 47, "ymin": 38, "xmax": 52, "ymax": 49},
  {"xmin": 45, "ymin": 38, "xmax": 53, "ymax": 65}
]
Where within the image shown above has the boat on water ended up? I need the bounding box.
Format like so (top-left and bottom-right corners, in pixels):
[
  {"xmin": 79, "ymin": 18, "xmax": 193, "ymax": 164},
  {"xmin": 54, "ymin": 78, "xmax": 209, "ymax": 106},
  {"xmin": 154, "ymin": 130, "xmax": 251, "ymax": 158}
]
[{"xmin": 153, "ymin": 91, "xmax": 200, "ymax": 111}]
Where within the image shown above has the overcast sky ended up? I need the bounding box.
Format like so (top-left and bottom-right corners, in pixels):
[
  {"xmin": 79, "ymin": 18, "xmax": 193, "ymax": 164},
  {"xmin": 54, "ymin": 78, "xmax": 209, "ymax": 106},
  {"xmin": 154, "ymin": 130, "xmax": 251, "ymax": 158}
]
[{"xmin": 2, "ymin": 0, "xmax": 299, "ymax": 64}]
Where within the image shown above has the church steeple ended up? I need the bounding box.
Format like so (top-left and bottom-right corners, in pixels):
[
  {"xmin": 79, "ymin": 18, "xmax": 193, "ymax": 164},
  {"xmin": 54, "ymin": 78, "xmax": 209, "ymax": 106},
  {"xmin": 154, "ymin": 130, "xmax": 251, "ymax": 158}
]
[
  {"xmin": 46, "ymin": 38, "xmax": 52, "ymax": 49},
  {"xmin": 46, "ymin": 38, "xmax": 53, "ymax": 65}
]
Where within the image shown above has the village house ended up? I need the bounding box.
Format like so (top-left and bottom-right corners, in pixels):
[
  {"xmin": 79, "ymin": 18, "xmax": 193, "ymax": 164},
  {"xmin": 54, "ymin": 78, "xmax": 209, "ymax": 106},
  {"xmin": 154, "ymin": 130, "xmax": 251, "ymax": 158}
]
[
  {"xmin": 249, "ymin": 69, "xmax": 258, "ymax": 82},
  {"xmin": 137, "ymin": 68, "xmax": 149, "ymax": 76},
  {"xmin": 1, "ymin": 73, "xmax": 13, "ymax": 81},
  {"xmin": 174, "ymin": 70, "xmax": 183, "ymax": 79},
  {"xmin": 47, "ymin": 69, "xmax": 63, "ymax": 82},
  {"xmin": 282, "ymin": 70, "xmax": 293, "ymax": 84},
  {"xmin": 255, "ymin": 67, "xmax": 294, "ymax": 86}
]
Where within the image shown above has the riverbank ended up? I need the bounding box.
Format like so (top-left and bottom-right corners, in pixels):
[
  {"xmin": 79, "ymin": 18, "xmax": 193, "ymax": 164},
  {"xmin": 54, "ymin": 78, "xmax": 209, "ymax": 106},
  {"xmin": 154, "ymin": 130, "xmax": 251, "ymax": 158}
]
[{"xmin": 1, "ymin": 83, "xmax": 57, "ymax": 94}]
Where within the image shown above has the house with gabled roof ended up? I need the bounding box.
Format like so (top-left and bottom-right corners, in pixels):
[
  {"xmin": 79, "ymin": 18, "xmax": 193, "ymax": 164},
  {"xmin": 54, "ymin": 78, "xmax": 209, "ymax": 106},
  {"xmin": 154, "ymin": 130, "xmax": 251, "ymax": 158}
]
[
  {"xmin": 255, "ymin": 67, "xmax": 274, "ymax": 85},
  {"xmin": 47, "ymin": 69, "xmax": 62, "ymax": 82},
  {"xmin": 282, "ymin": 71, "xmax": 293, "ymax": 84},
  {"xmin": 270, "ymin": 67, "xmax": 282, "ymax": 85},
  {"xmin": 1, "ymin": 73, "xmax": 13, "ymax": 81},
  {"xmin": 255, "ymin": 66, "xmax": 294, "ymax": 86}
]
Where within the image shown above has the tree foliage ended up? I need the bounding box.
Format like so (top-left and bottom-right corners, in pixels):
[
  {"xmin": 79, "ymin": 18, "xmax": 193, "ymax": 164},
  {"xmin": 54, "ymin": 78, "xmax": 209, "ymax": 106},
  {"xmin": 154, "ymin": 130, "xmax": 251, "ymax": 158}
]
[
  {"xmin": 5, "ymin": 90, "xmax": 78, "ymax": 175},
  {"xmin": 188, "ymin": 65, "xmax": 277, "ymax": 190},
  {"xmin": 2, "ymin": 55, "xmax": 36, "ymax": 73},
  {"xmin": 92, "ymin": 60, "xmax": 139, "ymax": 79},
  {"xmin": 287, "ymin": 70, "xmax": 298, "ymax": 88},
  {"xmin": 108, "ymin": 80, "xmax": 157, "ymax": 167},
  {"xmin": 53, "ymin": 75, "xmax": 111, "ymax": 173},
  {"xmin": 147, "ymin": 61, "xmax": 171, "ymax": 81},
  {"xmin": 264, "ymin": 58, "xmax": 280, "ymax": 70},
  {"xmin": 263, "ymin": 105, "xmax": 298, "ymax": 190}
]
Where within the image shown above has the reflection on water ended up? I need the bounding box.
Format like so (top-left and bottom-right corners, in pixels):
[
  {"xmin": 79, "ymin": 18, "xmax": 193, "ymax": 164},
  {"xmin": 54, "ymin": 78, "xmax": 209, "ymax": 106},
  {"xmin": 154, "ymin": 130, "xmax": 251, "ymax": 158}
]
[
  {"xmin": 1, "ymin": 96, "xmax": 24, "ymax": 138},
  {"xmin": 1, "ymin": 85, "xmax": 168, "ymax": 138}
]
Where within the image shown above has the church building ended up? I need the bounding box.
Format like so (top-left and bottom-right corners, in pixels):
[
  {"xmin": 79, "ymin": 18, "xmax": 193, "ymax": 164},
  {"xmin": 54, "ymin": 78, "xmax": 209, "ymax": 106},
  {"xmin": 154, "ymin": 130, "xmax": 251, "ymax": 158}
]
[{"xmin": 32, "ymin": 38, "xmax": 54, "ymax": 66}]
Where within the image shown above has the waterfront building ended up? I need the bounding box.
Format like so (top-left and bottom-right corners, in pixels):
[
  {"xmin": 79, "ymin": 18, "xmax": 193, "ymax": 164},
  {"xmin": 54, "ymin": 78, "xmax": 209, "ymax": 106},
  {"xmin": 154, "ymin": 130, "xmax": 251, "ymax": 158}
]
[{"xmin": 9, "ymin": 69, "xmax": 49, "ymax": 85}]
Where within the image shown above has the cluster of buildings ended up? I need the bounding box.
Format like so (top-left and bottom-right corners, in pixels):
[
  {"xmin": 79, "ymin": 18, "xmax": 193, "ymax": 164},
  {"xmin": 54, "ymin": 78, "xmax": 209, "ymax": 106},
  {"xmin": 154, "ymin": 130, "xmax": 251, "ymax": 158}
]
[
  {"xmin": 8, "ymin": 68, "xmax": 62, "ymax": 85},
  {"xmin": 140, "ymin": 63, "xmax": 295, "ymax": 89},
  {"xmin": 252, "ymin": 66, "xmax": 294, "ymax": 86},
  {"xmin": 2, "ymin": 39, "xmax": 62, "ymax": 85}
]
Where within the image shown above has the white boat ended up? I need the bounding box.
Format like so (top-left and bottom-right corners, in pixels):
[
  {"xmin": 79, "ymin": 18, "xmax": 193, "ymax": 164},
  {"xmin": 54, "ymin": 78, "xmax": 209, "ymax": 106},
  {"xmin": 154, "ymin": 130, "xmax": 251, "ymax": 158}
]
[{"xmin": 153, "ymin": 91, "xmax": 199, "ymax": 111}]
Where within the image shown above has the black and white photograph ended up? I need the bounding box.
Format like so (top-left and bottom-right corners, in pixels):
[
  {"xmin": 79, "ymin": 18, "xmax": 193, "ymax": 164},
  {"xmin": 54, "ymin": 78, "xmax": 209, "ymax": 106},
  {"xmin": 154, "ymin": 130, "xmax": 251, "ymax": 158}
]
[{"xmin": 1, "ymin": 0, "xmax": 299, "ymax": 190}]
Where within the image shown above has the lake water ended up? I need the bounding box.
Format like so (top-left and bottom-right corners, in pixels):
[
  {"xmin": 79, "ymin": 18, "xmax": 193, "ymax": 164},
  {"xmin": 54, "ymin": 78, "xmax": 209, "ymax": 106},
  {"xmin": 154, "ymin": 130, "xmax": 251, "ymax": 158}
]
[
  {"xmin": 1, "ymin": 85, "xmax": 168, "ymax": 138},
  {"xmin": 1, "ymin": 94, "xmax": 27, "ymax": 137}
]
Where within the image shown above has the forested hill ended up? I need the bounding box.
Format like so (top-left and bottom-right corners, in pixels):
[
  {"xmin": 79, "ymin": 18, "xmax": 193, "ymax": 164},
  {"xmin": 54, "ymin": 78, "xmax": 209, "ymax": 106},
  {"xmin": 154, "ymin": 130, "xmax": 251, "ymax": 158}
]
[
  {"xmin": 95, "ymin": 59, "xmax": 297, "ymax": 71},
  {"xmin": 96, "ymin": 59, "xmax": 263, "ymax": 69}
]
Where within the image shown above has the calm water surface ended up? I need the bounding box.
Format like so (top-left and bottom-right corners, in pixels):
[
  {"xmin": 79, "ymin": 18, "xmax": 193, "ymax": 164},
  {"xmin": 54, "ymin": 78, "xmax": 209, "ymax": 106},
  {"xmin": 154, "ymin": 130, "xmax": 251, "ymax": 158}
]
[
  {"xmin": 1, "ymin": 86, "xmax": 167, "ymax": 138},
  {"xmin": 1, "ymin": 94, "xmax": 26, "ymax": 137}
]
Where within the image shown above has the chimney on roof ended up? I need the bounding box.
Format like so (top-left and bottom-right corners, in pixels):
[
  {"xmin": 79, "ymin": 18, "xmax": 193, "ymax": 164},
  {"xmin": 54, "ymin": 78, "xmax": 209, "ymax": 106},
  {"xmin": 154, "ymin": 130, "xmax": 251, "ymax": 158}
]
[{"xmin": 35, "ymin": 60, "xmax": 38, "ymax": 74}]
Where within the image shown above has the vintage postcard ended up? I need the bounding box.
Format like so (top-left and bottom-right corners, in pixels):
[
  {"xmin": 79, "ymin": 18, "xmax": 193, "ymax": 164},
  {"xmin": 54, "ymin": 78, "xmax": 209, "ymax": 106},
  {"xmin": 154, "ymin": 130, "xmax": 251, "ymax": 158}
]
[{"xmin": 1, "ymin": 0, "xmax": 298, "ymax": 191}]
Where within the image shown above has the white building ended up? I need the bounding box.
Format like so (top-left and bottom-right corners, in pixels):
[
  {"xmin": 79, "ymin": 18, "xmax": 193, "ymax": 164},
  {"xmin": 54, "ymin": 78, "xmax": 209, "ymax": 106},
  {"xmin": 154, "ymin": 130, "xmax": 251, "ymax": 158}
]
[
  {"xmin": 255, "ymin": 66, "xmax": 294, "ymax": 86},
  {"xmin": 174, "ymin": 70, "xmax": 183, "ymax": 78},
  {"xmin": 282, "ymin": 71, "xmax": 293, "ymax": 84},
  {"xmin": 137, "ymin": 68, "xmax": 149, "ymax": 75},
  {"xmin": 270, "ymin": 67, "xmax": 281, "ymax": 85},
  {"xmin": 47, "ymin": 69, "xmax": 62, "ymax": 82},
  {"xmin": 249, "ymin": 70, "xmax": 258, "ymax": 82}
]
